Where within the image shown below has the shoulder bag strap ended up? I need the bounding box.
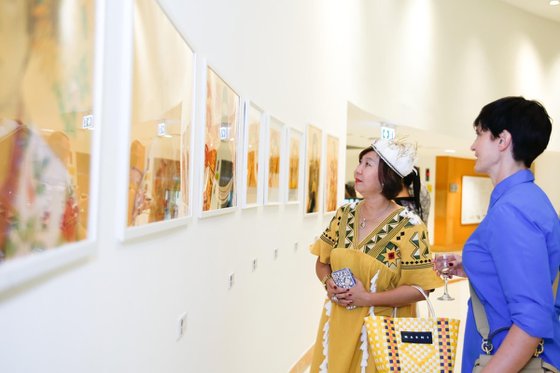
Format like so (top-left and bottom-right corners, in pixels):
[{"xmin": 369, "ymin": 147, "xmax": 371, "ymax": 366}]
[
  {"xmin": 469, "ymin": 282, "xmax": 499, "ymax": 354},
  {"xmin": 554, "ymin": 268, "xmax": 560, "ymax": 316},
  {"xmin": 469, "ymin": 282, "xmax": 488, "ymax": 338},
  {"xmin": 470, "ymin": 269, "xmax": 560, "ymax": 355}
]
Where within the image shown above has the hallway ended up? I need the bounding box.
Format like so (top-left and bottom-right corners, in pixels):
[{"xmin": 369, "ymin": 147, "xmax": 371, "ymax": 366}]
[{"xmin": 1, "ymin": 1, "xmax": 559, "ymax": 372}]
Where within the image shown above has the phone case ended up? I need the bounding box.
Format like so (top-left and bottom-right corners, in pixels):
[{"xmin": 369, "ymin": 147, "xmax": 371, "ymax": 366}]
[{"xmin": 331, "ymin": 268, "xmax": 356, "ymax": 289}]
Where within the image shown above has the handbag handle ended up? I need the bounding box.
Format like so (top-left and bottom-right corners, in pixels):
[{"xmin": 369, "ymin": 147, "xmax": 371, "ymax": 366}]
[{"xmin": 391, "ymin": 285, "xmax": 435, "ymax": 318}]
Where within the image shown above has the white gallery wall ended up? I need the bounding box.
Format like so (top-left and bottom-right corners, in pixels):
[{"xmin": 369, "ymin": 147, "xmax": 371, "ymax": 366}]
[
  {"xmin": 351, "ymin": 0, "xmax": 560, "ymax": 150},
  {"xmin": 1, "ymin": 1, "xmax": 559, "ymax": 373}
]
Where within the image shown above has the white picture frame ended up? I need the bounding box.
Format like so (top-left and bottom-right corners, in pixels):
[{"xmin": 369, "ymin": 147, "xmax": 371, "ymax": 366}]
[
  {"xmin": 198, "ymin": 64, "xmax": 242, "ymax": 218},
  {"xmin": 117, "ymin": 0, "xmax": 196, "ymax": 241},
  {"xmin": 461, "ymin": 175, "xmax": 493, "ymax": 224},
  {"xmin": 264, "ymin": 116, "xmax": 285, "ymax": 205},
  {"xmin": 305, "ymin": 124, "xmax": 322, "ymax": 215},
  {"xmin": 324, "ymin": 134, "xmax": 340, "ymax": 214},
  {"xmin": 285, "ymin": 127, "xmax": 304, "ymax": 205},
  {"xmin": 0, "ymin": 0, "xmax": 104, "ymax": 292},
  {"xmin": 240, "ymin": 101, "xmax": 265, "ymax": 208}
]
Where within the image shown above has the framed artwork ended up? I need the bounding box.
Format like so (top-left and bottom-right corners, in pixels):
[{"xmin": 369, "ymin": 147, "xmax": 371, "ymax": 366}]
[
  {"xmin": 0, "ymin": 0, "xmax": 101, "ymax": 291},
  {"xmin": 118, "ymin": 0, "xmax": 196, "ymax": 241},
  {"xmin": 265, "ymin": 116, "xmax": 284, "ymax": 205},
  {"xmin": 324, "ymin": 134, "xmax": 339, "ymax": 213},
  {"xmin": 461, "ymin": 175, "xmax": 493, "ymax": 224},
  {"xmin": 241, "ymin": 101, "xmax": 265, "ymax": 208},
  {"xmin": 286, "ymin": 127, "xmax": 303, "ymax": 204},
  {"xmin": 305, "ymin": 124, "xmax": 322, "ymax": 214},
  {"xmin": 200, "ymin": 66, "xmax": 240, "ymax": 216}
]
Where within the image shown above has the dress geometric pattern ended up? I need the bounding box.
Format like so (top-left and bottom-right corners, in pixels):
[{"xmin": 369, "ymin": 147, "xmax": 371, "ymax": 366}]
[
  {"xmin": 375, "ymin": 242, "xmax": 401, "ymax": 270},
  {"xmin": 342, "ymin": 204, "xmax": 431, "ymax": 270},
  {"xmin": 310, "ymin": 202, "xmax": 444, "ymax": 373}
]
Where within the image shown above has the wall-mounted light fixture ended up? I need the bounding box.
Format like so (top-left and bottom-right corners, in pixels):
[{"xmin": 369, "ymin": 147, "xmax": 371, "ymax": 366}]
[{"xmin": 550, "ymin": 0, "xmax": 560, "ymax": 6}]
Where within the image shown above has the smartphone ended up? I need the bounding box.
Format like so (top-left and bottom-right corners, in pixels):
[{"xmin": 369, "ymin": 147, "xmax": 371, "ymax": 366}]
[{"xmin": 331, "ymin": 268, "xmax": 356, "ymax": 289}]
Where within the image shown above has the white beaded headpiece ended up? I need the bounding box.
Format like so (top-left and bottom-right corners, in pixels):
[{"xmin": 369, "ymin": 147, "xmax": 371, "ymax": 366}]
[{"xmin": 371, "ymin": 138, "xmax": 417, "ymax": 177}]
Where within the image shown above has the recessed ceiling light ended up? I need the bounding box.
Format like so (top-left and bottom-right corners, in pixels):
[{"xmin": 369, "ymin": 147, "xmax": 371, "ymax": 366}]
[{"xmin": 551, "ymin": 0, "xmax": 560, "ymax": 6}]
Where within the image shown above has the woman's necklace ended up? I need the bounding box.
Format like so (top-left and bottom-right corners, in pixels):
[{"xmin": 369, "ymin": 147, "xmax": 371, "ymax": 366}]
[
  {"xmin": 359, "ymin": 202, "xmax": 393, "ymax": 230},
  {"xmin": 359, "ymin": 218, "xmax": 367, "ymax": 229}
]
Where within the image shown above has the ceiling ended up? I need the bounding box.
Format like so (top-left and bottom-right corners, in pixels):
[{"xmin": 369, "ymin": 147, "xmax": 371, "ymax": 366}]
[
  {"xmin": 499, "ymin": 0, "xmax": 560, "ymax": 23},
  {"xmin": 346, "ymin": 103, "xmax": 475, "ymax": 158},
  {"xmin": 347, "ymin": 1, "xmax": 560, "ymax": 157}
]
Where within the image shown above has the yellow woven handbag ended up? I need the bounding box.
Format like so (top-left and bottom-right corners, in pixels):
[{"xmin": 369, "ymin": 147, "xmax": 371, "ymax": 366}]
[{"xmin": 364, "ymin": 286, "xmax": 460, "ymax": 373}]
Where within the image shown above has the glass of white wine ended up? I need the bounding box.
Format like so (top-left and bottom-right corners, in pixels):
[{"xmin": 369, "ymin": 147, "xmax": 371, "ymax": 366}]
[{"xmin": 435, "ymin": 253, "xmax": 455, "ymax": 301}]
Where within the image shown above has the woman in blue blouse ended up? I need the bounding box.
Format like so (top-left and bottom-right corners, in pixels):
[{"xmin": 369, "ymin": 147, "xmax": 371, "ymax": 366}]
[{"xmin": 435, "ymin": 96, "xmax": 560, "ymax": 372}]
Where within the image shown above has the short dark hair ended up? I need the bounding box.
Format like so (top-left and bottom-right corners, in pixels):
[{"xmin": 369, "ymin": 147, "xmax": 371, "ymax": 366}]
[
  {"xmin": 358, "ymin": 147, "xmax": 402, "ymax": 199},
  {"xmin": 474, "ymin": 96, "xmax": 552, "ymax": 167}
]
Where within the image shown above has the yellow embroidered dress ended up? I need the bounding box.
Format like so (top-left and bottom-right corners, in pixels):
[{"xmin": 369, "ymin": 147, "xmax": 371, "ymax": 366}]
[{"xmin": 309, "ymin": 202, "xmax": 443, "ymax": 373}]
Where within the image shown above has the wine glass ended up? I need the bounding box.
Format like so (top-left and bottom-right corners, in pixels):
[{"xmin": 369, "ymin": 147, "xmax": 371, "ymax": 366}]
[{"xmin": 435, "ymin": 253, "xmax": 455, "ymax": 301}]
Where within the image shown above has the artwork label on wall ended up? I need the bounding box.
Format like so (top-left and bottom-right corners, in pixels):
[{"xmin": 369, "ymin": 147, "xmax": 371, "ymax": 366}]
[
  {"xmin": 305, "ymin": 124, "xmax": 322, "ymax": 214},
  {"xmin": 201, "ymin": 67, "xmax": 240, "ymax": 214}
]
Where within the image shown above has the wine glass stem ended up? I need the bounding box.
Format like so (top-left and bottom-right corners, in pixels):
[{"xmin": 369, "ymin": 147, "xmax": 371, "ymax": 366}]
[{"xmin": 444, "ymin": 275, "xmax": 449, "ymax": 295}]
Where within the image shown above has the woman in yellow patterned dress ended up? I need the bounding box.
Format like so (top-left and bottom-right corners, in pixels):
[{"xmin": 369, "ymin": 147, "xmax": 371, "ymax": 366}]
[{"xmin": 309, "ymin": 138, "xmax": 443, "ymax": 373}]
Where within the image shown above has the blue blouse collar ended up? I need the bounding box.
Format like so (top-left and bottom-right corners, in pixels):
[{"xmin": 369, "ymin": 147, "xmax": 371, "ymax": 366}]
[{"xmin": 489, "ymin": 169, "xmax": 534, "ymax": 208}]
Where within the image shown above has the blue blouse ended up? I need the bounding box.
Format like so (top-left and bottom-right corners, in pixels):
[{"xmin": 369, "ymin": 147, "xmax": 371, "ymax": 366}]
[{"xmin": 462, "ymin": 169, "xmax": 560, "ymax": 372}]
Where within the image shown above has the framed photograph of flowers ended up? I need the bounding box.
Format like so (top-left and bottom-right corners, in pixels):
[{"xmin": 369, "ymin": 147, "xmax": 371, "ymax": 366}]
[
  {"xmin": 200, "ymin": 66, "xmax": 241, "ymax": 216},
  {"xmin": 286, "ymin": 127, "xmax": 303, "ymax": 204},
  {"xmin": 0, "ymin": 0, "xmax": 101, "ymax": 291},
  {"xmin": 241, "ymin": 101, "xmax": 265, "ymax": 208},
  {"xmin": 265, "ymin": 116, "xmax": 284, "ymax": 205},
  {"xmin": 324, "ymin": 134, "xmax": 339, "ymax": 213},
  {"xmin": 118, "ymin": 0, "xmax": 196, "ymax": 241},
  {"xmin": 305, "ymin": 124, "xmax": 322, "ymax": 214}
]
